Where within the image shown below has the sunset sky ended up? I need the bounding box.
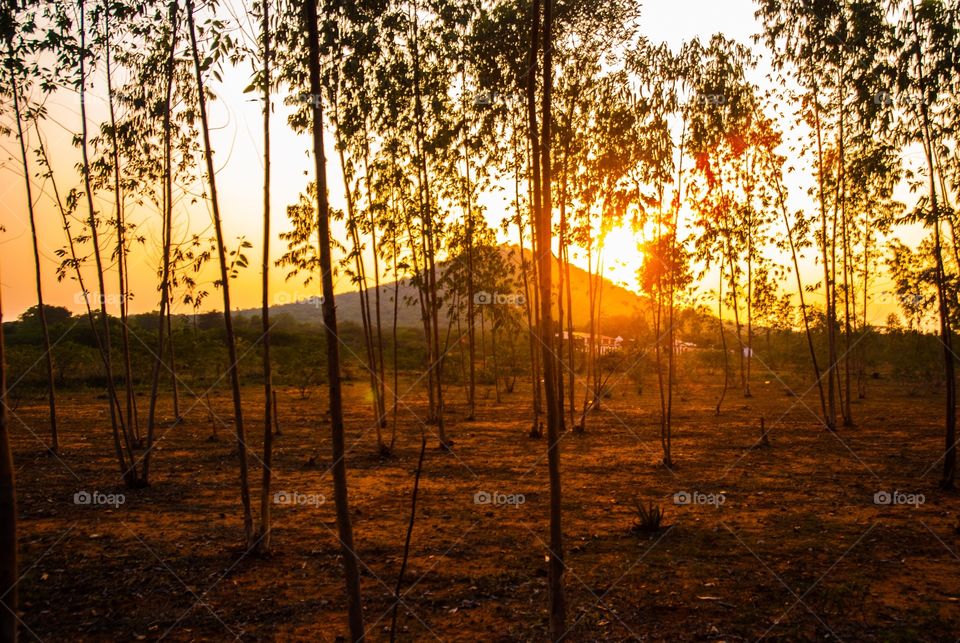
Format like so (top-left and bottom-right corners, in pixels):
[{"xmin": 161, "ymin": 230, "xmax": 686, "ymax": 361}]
[{"xmin": 0, "ymin": 0, "xmax": 914, "ymax": 323}]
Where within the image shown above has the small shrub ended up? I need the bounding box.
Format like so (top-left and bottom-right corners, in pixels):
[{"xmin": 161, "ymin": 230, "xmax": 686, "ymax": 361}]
[{"xmin": 630, "ymin": 500, "xmax": 666, "ymax": 534}]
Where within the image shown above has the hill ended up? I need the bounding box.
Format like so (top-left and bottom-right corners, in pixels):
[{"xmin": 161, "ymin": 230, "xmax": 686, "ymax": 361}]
[{"xmin": 238, "ymin": 244, "xmax": 649, "ymax": 332}]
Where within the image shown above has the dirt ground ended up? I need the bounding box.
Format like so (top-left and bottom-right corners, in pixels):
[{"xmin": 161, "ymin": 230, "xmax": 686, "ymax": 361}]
[{"xmin": 7, "ymin": 366, "xmax": 960, "ymax": 641}]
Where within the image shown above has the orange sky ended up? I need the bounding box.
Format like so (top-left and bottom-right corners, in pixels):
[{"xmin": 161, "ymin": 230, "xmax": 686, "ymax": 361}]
[{"xmin": 0, "ymin": 0, "xmax": 917, "ymax": 325}]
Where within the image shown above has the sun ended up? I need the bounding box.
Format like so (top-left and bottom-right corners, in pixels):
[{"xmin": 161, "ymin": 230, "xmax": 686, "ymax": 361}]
[{"xmin": 565, "ymin": 222, "xmax": 644, "ymax": 294}]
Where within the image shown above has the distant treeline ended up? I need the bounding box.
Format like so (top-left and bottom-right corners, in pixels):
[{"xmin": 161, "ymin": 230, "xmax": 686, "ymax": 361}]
[{"xmin": 4, "ymin": 304, "xmax": 944, "ymax": 397}]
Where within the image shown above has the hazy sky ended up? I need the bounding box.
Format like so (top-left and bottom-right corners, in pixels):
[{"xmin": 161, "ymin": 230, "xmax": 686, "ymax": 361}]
[{"xmin": 0, "ymin": 0, "xmax": 907, "ymax": 324}]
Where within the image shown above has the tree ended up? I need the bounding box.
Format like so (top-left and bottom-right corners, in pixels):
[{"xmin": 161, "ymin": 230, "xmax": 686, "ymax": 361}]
[
  {"xmin": 256, "ymin": 0, "xmax": 275, "ymax": 553},
  {"xmin": 324, "ymin": 0, "xmax": 390, "ymax": 446},
  {"xmin": 143, "ymin": 0, "xmax": 181, "ymax": 485},
  {"xmin": 0, "ymin": 285, "xmax": 17, "ymax": 643},
  {"xmin": 78, "ymin": 0, "xmax": 135, "ymax": 474},
  {"xmin": 185, "ymin": 0, "xmax": 254, "ymax": 543},
  {"xmin": 686, "ymin": 36, "xmax": 776, "ymax": 400},
  {"xmin": 888, "ymin": 0, "xmax": 959, "ymax": 489},
  {"xmin": 626, "ymin": 39, "xmax": 691, "ymax": 467},
  {"xmin": 3, "ymin": 13, "xmax": 58, "ymax": 454},
  {"xmin": 33, "ymin": 0, "xmax": 137, "ymax": 484},
  {"xmin": 758, "ymin": 0, "xmax": 864, "ymax": 430},
  {"xmin": 529, "ymin": 0, "xmax": 566, "ymax": 635},
  {"xmin": 304, "ymin": 0, "xmax": 365, "ymax": 637},
  {"xmin": 95, "ymin": 0, "xmax": 141, "ymax": 447}
]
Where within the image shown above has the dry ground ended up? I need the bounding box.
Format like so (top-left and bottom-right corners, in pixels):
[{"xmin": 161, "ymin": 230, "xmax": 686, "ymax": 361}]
[{"xmin": 7, "ymin": 366, "xmax": 960, "ymax": 641}]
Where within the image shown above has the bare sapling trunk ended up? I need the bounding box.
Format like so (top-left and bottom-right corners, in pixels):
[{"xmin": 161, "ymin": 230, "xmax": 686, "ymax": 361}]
[
  {"xmin": 516, "ymin": 191, "xmax": 541, "ymax": 437},
  {"xmin": 580, "ymin": 242, "xmax": 596, "ymax": 428},
  {"xmin": 0, "ymin": 286, "xmax": 18, "ymax": 642},
  {"xmin": 593, "ymin": 252, "xmax": 606, "ymax": 411},
  {"xmin": 258, "ymin": 0, "xmax": 274, "ymax": 552},
  {"xmin": 305, "ymin": 0, "xmax": 365, "ymax": 636},
  {"xmin": 358, "ymin": 127, "xmax": 388, "ymax": 431},
  {"xmin": 186, "ymin": 0, "xmax": 253, "ymax": 544},
  {"xmin": 7, "ymin": 49, "xmax": 58, "ymax": 454},
  {"xmin": 36, "ymin": 129, "xmax": 131, "ymax": 480},
  {"xmin": 166, "ymin": 307, "xmax": 181, "ymax": 423},
  {"xmin": 409, "ymin": 1, "xmax": 447, "ymax": 448},
  {"xmin": 335, "ymin": 132, "xmax": 384, "ymax": 452},
  {"xmin": 835, "ymin": 82, "xmax": 852, "ymax": 426},
  {"xmin": 389, "ymin": 436, "xmax": 427, "ymax": 643},
  {"xmin": 745, "ymin": 222, "xmax": 753, "ymax": 398},
  {"xmin": 463, "ymin": 89, "xmax": 477, "ymax": 421},
  {"xmin": 716, "ymin": 265, "xmax": 728, "ymax": 415},
  {"xmin": 812, "ymin": 82, "xmax": 838, "ymax": 431},
  {"xmin": 104, "ymin": 6, "xmax": 138, "ymax": 446},
  {"xmin": 534, "ymin": 0, "xmax": 566, "ymax": 635},
  {"xmin": 79, "ymin": 1, "xmax": 136, "ymax": 485},
  {"xmin": 556, "ymin": 168, "xmax": 566, "ymax": 429},
  {"xmin": 768, "ymin": 155, "xmax": 827, "ymax": 422},
  {"xmin": 390, "ymin": 200, "xmax": 400, "ymax": 449},
  {"xmin": 143, "ymin": 0, "xmax": 178, "ymax": 483},
  {"xmin": 903, "ymin": 0, "xmax": 955, "ymax": 488},
  {"xmin": 564, "ymin": 242, "xmax": 575, "ymax": 431}
]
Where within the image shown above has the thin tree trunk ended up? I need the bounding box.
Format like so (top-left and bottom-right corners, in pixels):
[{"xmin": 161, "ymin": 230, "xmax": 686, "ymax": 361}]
[
  {"xmin": 907, "ymin": 0, "xmax": 955, "ymax": 488},
  {"xmin": 579, "ymin": 241, "xmax": 595, "ymax": 429},
  {"xmin": 79, "ymin": 0, "xmax": 136, "ymax": 484},
  {"xmin": 409, "ymin": 1, "xmax": 447, "ymax": 447},
  {"xmin": 7, "ymin": 52, "xmax": 57, "ymax": 454},
  {"xmin": 564, "ymin": 241, "xmax": 575, "ymax": 431},
  {"xmin": 463, "ymin": 75, "xmax": 477, "ymax": 421},
  {"xmin": 0, "ymin": 286, "xmax": 17, "ymax": 643},
  {"xmin": 525, "ymin": 3, "xmax": 545, "ymax": 439},
  {"xmin": 654, "ymin": 231, "xmax": 668, "ymax": 463},
  {"xmin": 305, "ymin": 0, "xmax": 365, "ymax": 636},
  {"xmin": 36, "ymin": 128, "xmax": 132, "ymax": 481},
  {"xmin": 836, "ymin": 76, "xmax": 852, "ymax": 426},
  {"xmin": 166, "ymin": 307, "xmax": 181, "ymax": 422},
  {"xmin": 389, "ymin": 437, "xmax": 426, "ymax": 643},
  {"xmin": 727, "ymin": 250, "xmax": 745, "ymax": 395},
  {"xmin": 859, "ymin": 226, "xmax": 869, "ymax": 399},
  {"xmin": 359, "ymin": 124, "xmax": 388, "ymax": 431},
  {"xmin": 556, "ymin": 156, "xmax": 567, "ymax": 430},
  {"xmin": 390, "ymin": 206, "xmax": 400, "ymax": 450},
  {"xmin": 258, "ymin": 0, "xmax": 274, "ymax": 553},
  {"xmin": 665, "ymin": 118, "xmax": 686, "ymax": 468},
  {"xmin": 492, "ymin": 322, "xmax": 501, "ymax": 403},
  {"xmin": 516, "ymin": 192, "xmax": 541, "ymax": 436},
  {"xmin": 104, "ymin": 5, "xmax": 138, "ymax": 446},
  {"xmin": 768, "ymin": 156, "xmax": 828, "ymax": 422},
  {"xmin": 745, "ymin": 216, "xmax": 753, "ymax": 398},
  {"xmin": 812, "ymin": 82, "xmax": 838, "ymax": 431},
  {"xmin": 187, "ymin": 0, "xmax": 253, "ymax": 544},
  {"xmin": 536, "ymin": 0, "xmax": 565, "ymax": 635},
  {"xmin": 142, "ymin": 0, "xmax": 178, "ymax": 483},
  {"xmin": 593, "ymin": 251, "xmax": 605, "ymax": 410},
  {"xmin": 336, "ymin": 129, "xmax": 384, "ymax": 451},
  {"xmin": 402, "ymin": 210, "xmax": 435, "ymax": 423},
  {"xmin": 716, "ymin": 265, "xmax": 728, "ymax": 415}
]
